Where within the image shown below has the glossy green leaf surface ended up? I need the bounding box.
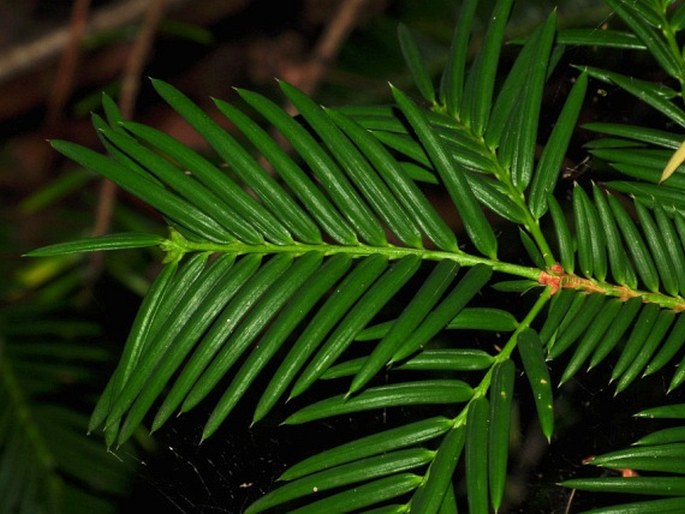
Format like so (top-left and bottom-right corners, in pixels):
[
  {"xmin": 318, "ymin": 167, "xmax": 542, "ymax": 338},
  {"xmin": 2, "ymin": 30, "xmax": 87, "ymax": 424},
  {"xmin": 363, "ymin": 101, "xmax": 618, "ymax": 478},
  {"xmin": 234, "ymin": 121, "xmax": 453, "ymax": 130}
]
[
  {"xmin": 349, "ymin": 260, "xmax": 460, "ymax": 394},
  {"xmin": 518, "ymin": 328, "xmax": 554, "ymax": 441},
  {"xmin": 288, "ymin": 474, "xmax": 422, "ymax": 514},
  {"xmin": 461, "ymin": 0, "xmax": 514, "ymax": 134},
  {"xmin": 280, "ymin": 417, "xmax": 452, "ymax": 481},
  {"xmin": 529, "ymin": 71, "xmax": 588, "ymax": 218},
  {"xmin": 392, "ymin": 264, "xmax": 492, "ymax": 362},
  {"xmin": 489, "ymin": 359, "xmax": 515, "ymax": 512},
  {"xmin": 246, "ymin": 449, "xmax": 433, "ymax": 514},
  {"xmin": 25, "ymin": 233, "xmax": 164, "ymax": 257},
  {"xmin": 409, "ymin": 425, "xmax": 466, "ymax": 514},
  {"xmin": 466, "ymin": 396, "xmax": 490, "ymax": 514},
  {"xmin": 392, "ymin": 86, "xmax": 498, "ymax": 258},
  {"xmin": 439, "ymin": 0, "xmax": 478, "ymax": 115},
  {"xmin": 291, "ymin": 255, "xmax": 420, "ymax": 398},
  {"xmin": 562, "ymin": 477, "xmax": 685, "ymax": 496},
  {"xmin": 588, "ymin": 443, "xmax": 685, "ymax": 474},
  {"xmin": 398, "ymin": 23, "xmax": 435, "ymax": 103},
  {"xmin": 285, "ymin": 381, "xmax": 473, "ymax": 425}
]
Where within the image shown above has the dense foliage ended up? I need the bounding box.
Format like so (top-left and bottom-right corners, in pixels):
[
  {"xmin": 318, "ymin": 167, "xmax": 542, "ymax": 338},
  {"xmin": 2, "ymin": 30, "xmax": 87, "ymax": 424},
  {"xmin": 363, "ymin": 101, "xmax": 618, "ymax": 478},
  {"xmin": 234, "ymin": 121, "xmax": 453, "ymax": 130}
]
[{"xmin": 13, "ymin": 0, "xmax": 685, "ymax": 512}]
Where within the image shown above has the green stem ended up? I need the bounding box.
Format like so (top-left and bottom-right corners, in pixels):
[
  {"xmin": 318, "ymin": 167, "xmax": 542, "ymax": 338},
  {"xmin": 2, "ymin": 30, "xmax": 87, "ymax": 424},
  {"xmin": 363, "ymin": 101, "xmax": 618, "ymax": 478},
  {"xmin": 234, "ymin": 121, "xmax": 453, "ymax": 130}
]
[
  {"xmin": 452, "ymin": 287, "xmax": 552, "ymax": 428},
  {"xmin": 163, "ymin": 232, "xmax": 542, "ymax": 282},
  {"xmin": 488, "ymin": 158, "xmax": 556, "ymax": 268},
  {"xmin": 163, "ymin": 230, "xmax": 685, "ymax": 311},
  {"xmin": 419, "ymin": 290, "xmax": 550, "ymax": 506},
  {"xmin": 433, "ymin": 108, "xmax": 557, "ymax": 268}
]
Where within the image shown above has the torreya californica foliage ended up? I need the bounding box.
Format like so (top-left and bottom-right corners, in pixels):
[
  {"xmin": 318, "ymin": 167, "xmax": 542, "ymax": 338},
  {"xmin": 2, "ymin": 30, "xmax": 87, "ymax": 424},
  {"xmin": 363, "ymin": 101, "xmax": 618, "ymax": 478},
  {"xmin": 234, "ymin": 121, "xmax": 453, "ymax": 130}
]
[{"xmin": 18, "ymin": 0, "xmax": 685, "ymax": 512}]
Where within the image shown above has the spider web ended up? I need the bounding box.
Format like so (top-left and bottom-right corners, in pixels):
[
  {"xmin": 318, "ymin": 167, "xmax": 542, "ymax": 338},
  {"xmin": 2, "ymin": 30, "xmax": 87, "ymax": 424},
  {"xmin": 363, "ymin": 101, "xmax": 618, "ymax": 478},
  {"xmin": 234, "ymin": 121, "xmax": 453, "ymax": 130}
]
[{"xmin": 115, "ymin": 402, "xmax": 430, "ymax": 512}]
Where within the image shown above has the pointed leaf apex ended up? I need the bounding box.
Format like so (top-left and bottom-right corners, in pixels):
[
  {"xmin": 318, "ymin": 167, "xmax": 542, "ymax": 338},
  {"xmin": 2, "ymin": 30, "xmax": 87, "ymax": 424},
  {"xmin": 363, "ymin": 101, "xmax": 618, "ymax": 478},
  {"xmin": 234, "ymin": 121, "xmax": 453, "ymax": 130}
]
[{"xmin": 660, "ymin": 138, "xmax": 685, "ymax": 183}]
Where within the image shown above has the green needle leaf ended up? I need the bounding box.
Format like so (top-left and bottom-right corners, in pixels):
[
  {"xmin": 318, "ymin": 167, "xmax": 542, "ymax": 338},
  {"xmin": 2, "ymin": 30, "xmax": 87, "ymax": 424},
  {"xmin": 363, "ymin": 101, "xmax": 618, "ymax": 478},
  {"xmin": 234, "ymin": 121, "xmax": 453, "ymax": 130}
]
[
  {"xmin": 635, "ymin": 404, "xmax": 685, "ymax": 419},
  {"xmin": 546, "ymin": 195, "xmax": 574, "ymax": 273},
  {"xmin": 253, "ymin": 255, "xmax": 388, "ymax": 423},
  {"xmin": 25, "ymin": 232, "xmax": 164, "ymax": 257},
  {"xmin": 589, "ymin": 298, "xmax": 643, "ymax": 370},
  {"xmin": 116, "ymin": 255, "xmax": 241, "ymax": 444},
  {"xmin": 548, "ymin": 293, "xmax": 605, "ymax": 359},
  {"xmin": 392, "ymin": 264, "xmax": 492, "ymax": 363},
  {"xmin": 615, "ymin": 309, "xmax": 675, "ymax": 394},
  {"xmin": 280, "ymin": 417, "xmax": 452, "ymax": 481},
  {"xmin": 90, "ymin": 260, "xmax": 179, "ymax": 432},
  {"xmin": 461, "ymin": 0, "xmax": 515, "ymax": 135},
  {"xmin": 191, "ymin": 255, "xmax": 349, "ymax": 433},
  {"xmin": 151, "ymin": 79, "xmax": 316, "ymax": 243},
  {"xmin": 409, "ymin": 425, "xmax": 466, "ymax": 514},
  {"xmin": 556, "ymin": 28, "xmax": 645, "ymax": 49},
  {"xmin": 105, "ymin": 253, "xmax": 212, "ymax": 429},
  {"xmin": 538, "ymin": 289, "xmax": 575, "ymax": 344},
  {"xmin": 237, "ymin": 87, "xmax": 385, "ymax": 245},
  {"xmin": 466, "ymin": 396, "xmax": 490, "ymax": 514},
  {"xmin": 148, "ymin": 255, "xmax": 262, "ymax": 430},
  {"xmin": 583, "ymin": 122, "xmax": 683, "ymax": 149},
  {"xmin": 634, "ymin": 426, "xmax": 685, "ymax": 446},
  {"xmin": 288, "ymin": 474, "xmax": 423, "ymax": 514},
  {"xmin": 201, "ymin": 254, "xmax": 337, "ymax": 440},
  {"xmin": 559, "ymin": 299, "xmax": 623, "ymax": 385},
  {"xmin": 561, "ymin": 477, "xmax": 685, "ymax": 497},
  {"xmin": 581, "ymin": 65, "xmax": 685, "ymax": 128},
  {"xmin": 391, "ymin": 86, "xmax": 498, "ymax": 258},
  {"xmin": 51, "ymin": 140, "xmax": 231, "ymax": 242},
  {"xmin": 280, "ymin": 80, "xmax": 422, "ymax": 247},
  {"xmin": 102, "ymin": 126, "xmax": 270, "ymax": 245},
  {"xmin": 290, "ymin": 255, "xmax": 420, "ymax": 399},
  {"xmin": 604, "ymin": 0, "xmax": 683, "ymax": 80},
  {"xmin": 323, "ymin": 349, "xmax": 494, "ymax": 379},
  {"xmin": 564, "ymin": 497, "xmax": 685, "ymax": 514},
  {"xmin": 447, "ymin": 308, "xmax": 518, "ymax": 332},
  {"xmin": 607, "ymin": 194, "xmax": 659, "ymax": 292},
  {"xmin": 349, "ymin": 260, "xmax": 460, "ymax": 395},
  {"xmin": 398, "ymin": 23, "xmax": 435, "ymax": 104},
  {"xmin": 579, "ymin": 184, "xmax": 607, "ymax": 281},
  {"xmin": 587, "ymin": 443, "xmax": 685, "ymax": 474},
  {"xmin": 519, "ymin": 228, "xmax": 545, "ymax": 269},
  {"xmin": 489, "ymin": 359, "xmax": 515, "ymax": 512},
  {"xmin": 635, "ymin": 201, "xmax": 679, "ymax": 296},
  {"xmin": 214, "ymin": 98, "xmax": 355, "ymax": 244},
  {"xmin": 160, "ymin": 252, "xmax": 323, "ymax": 439},
  {"xmin": 326, "ymin": 107, "xmax": 458, "ymax": 252},
  {"xmin": 122, "ymin": 121, "xmax": 296, "ymax": 245},
  {"xmin": 653, "ymin": 205, "xmax": 685, "ymax": 296},
  {"xmin": 518, "ymin": 328, "xmax": 554, "ymax": 442},
  {"xmin": 498, "ymin": 11, "xmax": 556, "ymax": 190},
  {"xmin": 245, "ymin": 449, "xmax": 433, "ymax": 514},
  {"xmin": 593, "ymin": 185, "xmax": 636, "ymax": 288},
  {"xmin": 284, "ymin": 380, "xmax": 473, "ymax": 425},
  {"xmin": 438, "ymin": 484, "xmax": 458, "ymax": 514},
  {"xmin": 181, "ymin": 253, "xmax": 311, "ymax": 423},
  {"xmin": 573, "ymin": 184, "xmax": 593, "ymax": 278},
  {"xmin": 439, "ymin": 0, "xmax": 478, "ymax": 116},
  {"xmin": 644, "ymin": 315, "xmax": 685, "ymax": 377}
]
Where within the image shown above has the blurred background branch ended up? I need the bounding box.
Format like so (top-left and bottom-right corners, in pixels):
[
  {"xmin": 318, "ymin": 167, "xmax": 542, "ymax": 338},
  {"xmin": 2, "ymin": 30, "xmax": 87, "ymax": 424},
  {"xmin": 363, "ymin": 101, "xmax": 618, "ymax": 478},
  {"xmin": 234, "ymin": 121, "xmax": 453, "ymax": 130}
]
[{"xmin": 0, "ymin": 0, "xmax": 189, "ymax": 85}]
